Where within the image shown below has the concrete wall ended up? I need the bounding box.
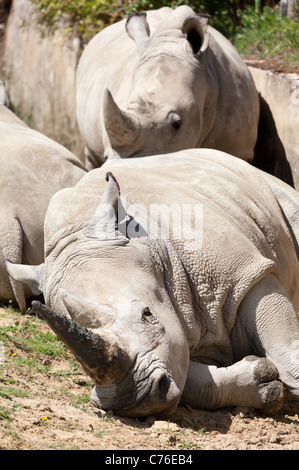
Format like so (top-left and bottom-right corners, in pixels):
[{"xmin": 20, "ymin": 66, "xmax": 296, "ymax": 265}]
[
  {"xmin": 249, "ymin": 67, "xmax": 299, "ymax": 189},
  {"xmin": 3, "ymin": 0, "xmax": 84, "ymax": 159}
]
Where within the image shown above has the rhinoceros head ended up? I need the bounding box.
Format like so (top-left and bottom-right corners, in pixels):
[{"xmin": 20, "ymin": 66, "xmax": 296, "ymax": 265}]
[
  {"xmin": 6, "ymin": 173, "xmax": 189, "ymax": 417},
  {"xmin": 103, "ymin": 7, "xmax": 209, "ymax": 160}
]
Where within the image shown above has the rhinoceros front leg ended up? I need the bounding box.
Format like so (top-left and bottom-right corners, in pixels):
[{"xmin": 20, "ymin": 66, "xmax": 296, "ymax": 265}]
[
  {"xmin": 180, "ymin": 356, "xmax": 283, "ymax": 413},
  {"xmin": 181, "ymin": 273, "xmax": 299, "ymax": 413},
  {"xmin": 233, "ymin": 273, "xmax": 299, "ymax": 399},
  {"xmin": 0, "ymin": 217, "xmax": 26, "ymax": 312}
]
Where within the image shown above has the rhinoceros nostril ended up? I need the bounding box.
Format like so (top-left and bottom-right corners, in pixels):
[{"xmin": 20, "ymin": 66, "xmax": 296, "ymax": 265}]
[
  {"xmin": 158, "ymin": 374, "xmax": 171, "ymax": 401},
  {"xmin": 157, "ymin": 373, "xmax": 181, "ymax": 407}
]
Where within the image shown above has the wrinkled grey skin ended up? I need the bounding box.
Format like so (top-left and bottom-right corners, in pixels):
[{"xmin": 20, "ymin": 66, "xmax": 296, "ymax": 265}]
[
  {"xmin": 7, "ymin": 149, "xmax": 299, "ymax": 418},
  {"xmin": 0, "ymin": 83, "xmax": 87, "ymax": 312},
  {"xmin": 76, "ymin": 6, "xmax": 259, "ymax": 169}
]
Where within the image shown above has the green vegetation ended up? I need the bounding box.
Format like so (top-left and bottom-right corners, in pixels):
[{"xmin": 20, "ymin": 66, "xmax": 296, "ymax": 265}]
[
  {"xmin": 32, "ymin": 0, "xmax": 127, "ymax": 41},
  {"xmin": 0, "ymin": 306, "xmax": 92, "ymax": 404},
  {"xmin": 0, "ymin": 405, "xmax": 13, "ymax": 421},
  {"xmin": 31, "ymin": 0, "xmax": 252, "ymax": 41},
  {"xmin": 233, "ymin": 6, "xmax": 299, "ymax": 63},
  {"xmin": 0, "ymin": 310, "xmax": 67, "ymax": 360},
  {"xmin": 30, "ymin": 0, "xmax": 299, "ymax": 70}
]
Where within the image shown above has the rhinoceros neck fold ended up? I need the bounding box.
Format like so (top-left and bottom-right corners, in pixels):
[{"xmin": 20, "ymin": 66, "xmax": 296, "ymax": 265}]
[
  {"xmin": 157, "ymin": 239, "xmax": 203, "ymax": 347},
  {"xmin": 45, "ymin": 222, "xmax": 86, "ymax": 258}
]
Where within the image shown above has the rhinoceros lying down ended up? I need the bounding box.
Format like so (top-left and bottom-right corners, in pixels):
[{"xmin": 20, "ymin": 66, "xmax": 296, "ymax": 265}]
[
  {"xmin": 76, "ymin": 5, "xmax": 259, "ymax": 169},
  {"xmin": 0, "ymin": 86, "xmax": 87, "ymax": 313},
  {"xmin": 7, "ymin": 149, "xmax": 299, "ymax": 417}
]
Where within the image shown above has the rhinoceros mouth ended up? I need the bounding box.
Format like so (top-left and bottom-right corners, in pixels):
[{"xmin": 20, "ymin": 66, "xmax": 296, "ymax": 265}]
[{"xmin": 90, "ymin": 362, "xmax": 181, "ymax": 418}]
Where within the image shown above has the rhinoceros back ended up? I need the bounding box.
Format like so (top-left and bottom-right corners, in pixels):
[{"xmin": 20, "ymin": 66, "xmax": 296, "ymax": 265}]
[{"xmin": 101, "ymin": 150, "xmax": 299, "ymax": 360}]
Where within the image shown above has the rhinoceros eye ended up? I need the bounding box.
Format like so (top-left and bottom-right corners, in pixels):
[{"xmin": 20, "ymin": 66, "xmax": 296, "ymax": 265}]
[
  {"xmin": 168, "ymin": 112, "xmax": 182, "ymax": 133},
  {"xmin": 142, "ymin": 308, "xmax": 156, "ymax": 323},
  {"xmin": 172, "ymin": 119, "xmax": 182, "ymax": 131}
]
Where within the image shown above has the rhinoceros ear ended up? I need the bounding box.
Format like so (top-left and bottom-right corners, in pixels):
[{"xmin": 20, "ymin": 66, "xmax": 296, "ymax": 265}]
[
  {"xmin": 182, "ymin": 14, "xmax": 210, "ymax": 55},
  {"xmin": 84, "ymin": 172, "xmax": 128, "ymax": 242},
  {"xmin": 126, "ymin": 12, "xmax": 150, "ymax": 56},
  {"xmin": 5, "ymin": 260, "xmax": 44, "ymax": 295}
]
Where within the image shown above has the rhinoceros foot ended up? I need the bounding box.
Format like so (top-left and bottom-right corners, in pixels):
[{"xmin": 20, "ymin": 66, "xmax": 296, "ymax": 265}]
[{"xmin": 253, "ymin": 357, "xmax": 284, "ymax": 414}]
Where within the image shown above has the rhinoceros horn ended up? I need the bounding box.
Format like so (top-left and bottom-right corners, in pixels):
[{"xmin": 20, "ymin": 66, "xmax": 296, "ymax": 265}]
[
  {"xmin": 31, "ymin": 301, "xmax": 130, "ymax": 386},
  {"xmin": 103, "ymin": 88, "xmax": 138, "ymax": 149},
  {"xmin": 84, "ymin": 172, "xmax": 127, "ymax": 241}
]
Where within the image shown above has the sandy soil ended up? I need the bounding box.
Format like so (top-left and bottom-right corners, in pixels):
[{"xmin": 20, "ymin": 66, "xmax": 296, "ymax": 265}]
[{"xmin": 1, "ymin": 308, "xmax": 299, "ymax": 451}]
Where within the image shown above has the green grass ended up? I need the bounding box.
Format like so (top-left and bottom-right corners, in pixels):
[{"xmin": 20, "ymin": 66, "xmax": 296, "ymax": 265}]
[
  {"xmin": 0, "ymin": 312, "xmax": 67, "ymax": 360},
  {"xmin": 0, "ymin": 405, "xmax": 13, "ymax": 422},
  {"xmin": 232, "ymin": 7, "xmax": 299, "ymax": 65},
  {"xmin": 0, "ymin": 306, "xmax": 92, "ymax": 404},
  {"xmin": 0, "ymin": 386, "xmax": 29, "ymax": 399}
]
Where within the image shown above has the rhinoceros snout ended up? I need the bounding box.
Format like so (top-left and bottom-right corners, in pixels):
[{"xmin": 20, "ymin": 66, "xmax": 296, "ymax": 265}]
[{"xmin": 90, "ymin": 369, "xmax": 181, "ymax": 418}]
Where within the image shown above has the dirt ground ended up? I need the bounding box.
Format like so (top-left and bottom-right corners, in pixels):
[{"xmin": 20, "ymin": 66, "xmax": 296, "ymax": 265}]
[
  {"xmin": 244, "ymin": 56, "xmax": 299, "ymax": 74},
  {"xmin": 1, "ymin": 308, "xmax": 299, "ymax": 451}
]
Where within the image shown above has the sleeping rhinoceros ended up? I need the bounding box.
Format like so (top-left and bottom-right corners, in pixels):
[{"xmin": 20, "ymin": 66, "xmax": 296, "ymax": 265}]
[
  {"xmin": 0, "ymin": 84, "xmax": 87, "ymax": 313},
  {"xmin": 6, "ymin": 149, "xmax": 299, "ymax": 417},
  {"xmin": 76, "ymin": 5, "xmax": 260, "ymax": 169}
]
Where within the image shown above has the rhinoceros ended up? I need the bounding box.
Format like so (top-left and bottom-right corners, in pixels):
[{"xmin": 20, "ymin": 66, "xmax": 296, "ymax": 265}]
[
  {"xmin": 0, "ymin": 84, "xmax": 87, "ymax": 313},
  {"xmin": 6, "ymin": 149, "xmax": 299, "ymax": 417},
  {"xmin": 76, "ymin": 5, "xmax": 260, "ymax": 169}
]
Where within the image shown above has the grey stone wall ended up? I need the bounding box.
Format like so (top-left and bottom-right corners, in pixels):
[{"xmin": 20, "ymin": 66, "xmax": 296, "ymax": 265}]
[
  {"xmin": 249, "ymin": 67, "xmax": 299, "ymax": 189},
  {"xmin": 3, "ymin": 0, "xmax": 85, "ymax": 160}
]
